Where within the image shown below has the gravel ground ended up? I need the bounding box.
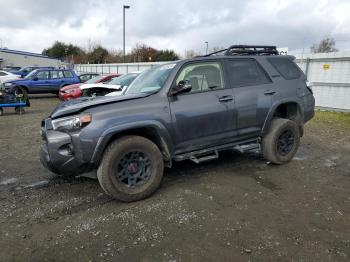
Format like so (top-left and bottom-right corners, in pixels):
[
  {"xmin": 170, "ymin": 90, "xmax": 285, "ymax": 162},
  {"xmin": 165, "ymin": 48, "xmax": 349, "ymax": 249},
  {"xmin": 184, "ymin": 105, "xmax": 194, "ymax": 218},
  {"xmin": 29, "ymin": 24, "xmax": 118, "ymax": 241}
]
[{"xmin": 0, "ymin": 96, "xmax": 349, "ymax": 262}]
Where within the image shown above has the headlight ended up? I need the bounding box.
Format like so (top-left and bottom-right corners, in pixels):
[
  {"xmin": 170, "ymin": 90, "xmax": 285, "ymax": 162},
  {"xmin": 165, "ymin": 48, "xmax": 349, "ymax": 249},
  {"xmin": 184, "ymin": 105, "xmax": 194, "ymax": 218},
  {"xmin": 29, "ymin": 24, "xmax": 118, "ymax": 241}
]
[
  {"xmin": 52, "ymin": 114, "xmax": 91, "ymax": 131},
  {"xmin": 4, "ymin": 82, "xmax": 14, "ymax": 87}
]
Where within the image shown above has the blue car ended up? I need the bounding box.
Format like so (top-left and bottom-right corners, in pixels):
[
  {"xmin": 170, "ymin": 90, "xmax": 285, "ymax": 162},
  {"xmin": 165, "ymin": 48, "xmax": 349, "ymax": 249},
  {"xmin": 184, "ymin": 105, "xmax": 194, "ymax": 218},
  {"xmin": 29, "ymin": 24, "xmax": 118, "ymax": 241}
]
[
  {"xmin": 3, "ymin": 68, "xmax": 80, "ymax": 95},
  {"xmin": 10, "ymin": 66, "xmax": 55, "ymax": 78}
]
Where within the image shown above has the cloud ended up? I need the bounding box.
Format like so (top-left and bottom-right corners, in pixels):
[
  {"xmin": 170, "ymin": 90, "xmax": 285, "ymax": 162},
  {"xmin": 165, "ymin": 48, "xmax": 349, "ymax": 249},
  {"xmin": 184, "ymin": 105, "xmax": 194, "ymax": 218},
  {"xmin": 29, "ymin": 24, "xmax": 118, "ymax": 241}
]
[{"xmin": 0, "ymin": 0, "xmax": 349, "ymax": 57}]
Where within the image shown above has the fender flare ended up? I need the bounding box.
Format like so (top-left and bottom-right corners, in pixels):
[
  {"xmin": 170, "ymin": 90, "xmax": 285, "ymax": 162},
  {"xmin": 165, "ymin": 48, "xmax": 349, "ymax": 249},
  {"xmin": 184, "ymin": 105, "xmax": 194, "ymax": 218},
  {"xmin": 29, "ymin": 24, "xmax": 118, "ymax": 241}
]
[
  {"xmin": 90, "ymin": 120, "xmax": 174, "ymax": 166},
  {"xmin": 261, "ymin": 99, "xmax": 304, "ymax": 136}
]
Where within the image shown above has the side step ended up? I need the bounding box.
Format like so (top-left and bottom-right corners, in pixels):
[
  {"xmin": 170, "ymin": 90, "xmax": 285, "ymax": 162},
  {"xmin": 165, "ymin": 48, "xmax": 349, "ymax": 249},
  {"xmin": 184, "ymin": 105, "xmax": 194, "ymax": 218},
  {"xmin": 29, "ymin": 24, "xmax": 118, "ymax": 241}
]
[
  {"xmin": 190, "ymin": 151, "xmax": 218, "ymax": 164},
  {"xmin": 234, "ymin": 144, "xmax": 260, "ymax": 153}
]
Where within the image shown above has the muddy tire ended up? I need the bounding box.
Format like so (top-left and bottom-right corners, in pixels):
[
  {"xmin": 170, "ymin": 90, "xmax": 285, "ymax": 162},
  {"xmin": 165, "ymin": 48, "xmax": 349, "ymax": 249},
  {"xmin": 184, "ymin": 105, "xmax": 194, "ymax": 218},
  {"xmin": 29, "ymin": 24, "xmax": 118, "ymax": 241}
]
[
  {"xmin": 262, "ymin": 118, "xmax": 300, "ymax": 164},
  {"xmin": 97, "ymin": 136, "xmax": 164, "ymax": 202}
]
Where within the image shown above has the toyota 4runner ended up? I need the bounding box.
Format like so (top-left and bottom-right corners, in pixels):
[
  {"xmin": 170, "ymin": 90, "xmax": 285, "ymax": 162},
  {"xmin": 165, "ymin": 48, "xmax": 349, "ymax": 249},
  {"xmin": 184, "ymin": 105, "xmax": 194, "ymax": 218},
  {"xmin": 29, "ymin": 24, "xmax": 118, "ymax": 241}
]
[{"xmin": 40, "ymin": 45, "xmax": 315, "ymax": 202}]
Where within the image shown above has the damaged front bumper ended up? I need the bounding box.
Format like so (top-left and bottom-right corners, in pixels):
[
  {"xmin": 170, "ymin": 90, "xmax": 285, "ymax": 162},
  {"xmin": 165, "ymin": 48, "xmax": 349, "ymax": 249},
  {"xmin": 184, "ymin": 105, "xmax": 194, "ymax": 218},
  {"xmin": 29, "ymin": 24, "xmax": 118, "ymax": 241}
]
[{"xmin": 40, "ymin": 119, "xmax": 91, "ymax": 175}]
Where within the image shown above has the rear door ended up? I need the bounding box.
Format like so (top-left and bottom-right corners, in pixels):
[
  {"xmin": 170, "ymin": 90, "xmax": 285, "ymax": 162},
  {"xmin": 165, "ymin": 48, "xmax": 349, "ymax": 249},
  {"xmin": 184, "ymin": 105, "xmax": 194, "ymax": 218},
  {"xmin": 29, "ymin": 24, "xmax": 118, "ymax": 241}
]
[
  {"xmin": 49, "ymin": 70, "xmax": 65, "ymax": 92},
  {"xmin": 224, "ymin": 58, "xmax": 274, "ymax": 137},
  {"xmin": 29, "ymin": 70, "xmax": 51, "ymax": 93},
  {"xmin": 169, "ymin": 61, "xmax": 236, "ymax": 152}
]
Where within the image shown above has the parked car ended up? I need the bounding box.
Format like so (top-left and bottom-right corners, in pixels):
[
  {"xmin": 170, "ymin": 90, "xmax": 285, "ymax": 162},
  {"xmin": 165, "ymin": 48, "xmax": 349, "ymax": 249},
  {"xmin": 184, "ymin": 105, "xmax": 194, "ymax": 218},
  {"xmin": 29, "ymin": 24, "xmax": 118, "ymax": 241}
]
[
  {"xmin": 78, "ymin": 73, "xmax": 100, "ymax": 83},
  {"xmin": 59, "ymin": 73, "xmax": 120, "ymax": 101},
  {"xmin": 40, "ymin": 45, "xmax": 315, "ymax": 202},
  {"xmin": 2, "ymin": 66, "xmax": 21, "ymax": 72},
  {"xmin": 10, "ymin": 66, "xmax": 55, "ymax": 78},
  {"xmin": 3, "ymin": 68, "xmax": 80, "ymax": 95},
  {"xmin": 0, "ymin": 70, "xmax": 20, "ymax": 84},
  {"xmin": 80, "ymin": 72, "xmax": 140, "ymax": 97}
]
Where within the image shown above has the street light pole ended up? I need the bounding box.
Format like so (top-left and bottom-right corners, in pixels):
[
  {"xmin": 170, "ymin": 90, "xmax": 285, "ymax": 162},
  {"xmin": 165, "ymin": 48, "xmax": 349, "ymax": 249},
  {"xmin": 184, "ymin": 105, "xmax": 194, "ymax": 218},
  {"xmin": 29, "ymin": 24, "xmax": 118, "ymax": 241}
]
[
  {"xmin": 123, "ymin": 5, "xmax": 130, "ymax": 63},
  {"xmin": 205, "ymin": 41, "xmax": 208, "ymax": 55}
]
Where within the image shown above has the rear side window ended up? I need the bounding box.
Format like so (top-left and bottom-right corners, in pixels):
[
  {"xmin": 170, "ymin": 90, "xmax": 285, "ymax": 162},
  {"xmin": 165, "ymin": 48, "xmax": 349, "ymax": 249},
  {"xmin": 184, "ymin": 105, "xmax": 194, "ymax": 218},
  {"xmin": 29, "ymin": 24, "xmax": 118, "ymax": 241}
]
[
  {"xmin": 63, "ymin": 70, "xmax": 73, "ymax": 78},
  {"xmin": 0, "ymin": 72, "xmax": 7, "ymax": 76},
  {"xmin": 268, "ymin": 58, "xmax": 301, "ymax": 79},
  {"xmin": 226, "ymin": 59, "xmax": 271, "ymax": 87},
  {"xmin": 50, "ymin": 70, "xmax": 64, "ymax": 79}
]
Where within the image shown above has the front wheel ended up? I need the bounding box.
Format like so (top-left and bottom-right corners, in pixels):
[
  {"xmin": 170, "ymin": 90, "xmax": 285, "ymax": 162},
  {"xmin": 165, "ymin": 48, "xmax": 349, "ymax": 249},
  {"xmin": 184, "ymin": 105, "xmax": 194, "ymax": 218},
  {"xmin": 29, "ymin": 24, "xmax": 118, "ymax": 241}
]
[
  {"xmin": 97, "ymin": 136, "xmax": 164, "ymax": 202},
  {"xmin": 261, "ymin": 118, "xmax": 300, "ymax": 164}
]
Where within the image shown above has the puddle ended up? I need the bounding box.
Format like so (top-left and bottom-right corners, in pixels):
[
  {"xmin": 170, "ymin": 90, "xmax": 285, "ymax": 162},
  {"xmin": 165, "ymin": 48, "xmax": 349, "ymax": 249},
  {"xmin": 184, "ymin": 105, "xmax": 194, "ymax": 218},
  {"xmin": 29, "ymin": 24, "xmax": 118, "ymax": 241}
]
[
  {"xmin": 324, "ymin": 159, "xmax": 336, "ymax": 168},
  {"xmin": 24, "ymin": 180, "xmax": 49, "ymax": 189},
  {"xmin": 252, "ymin": 174, "xmax": 281, "ymax": 190},
  {"xmin": 0, "ymin": 178, "xmax": 18, "ymax": 185}
]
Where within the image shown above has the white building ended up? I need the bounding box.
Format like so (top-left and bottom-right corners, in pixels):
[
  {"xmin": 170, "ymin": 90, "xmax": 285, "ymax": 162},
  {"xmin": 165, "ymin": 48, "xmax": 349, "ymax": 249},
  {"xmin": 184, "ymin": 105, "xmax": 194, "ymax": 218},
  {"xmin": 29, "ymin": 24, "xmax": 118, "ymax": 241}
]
[{"xmin": 0, "ymin": 48, "xmax": 64, "ymax": 68}]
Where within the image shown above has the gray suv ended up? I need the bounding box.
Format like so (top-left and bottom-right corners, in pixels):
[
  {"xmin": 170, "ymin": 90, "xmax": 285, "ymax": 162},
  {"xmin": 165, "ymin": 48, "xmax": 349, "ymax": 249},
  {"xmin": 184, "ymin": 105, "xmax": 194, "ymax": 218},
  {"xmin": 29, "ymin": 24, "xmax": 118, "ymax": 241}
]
[{"xmin": 40, "ymin": 45, "xmax": 315, "ymax": 202}]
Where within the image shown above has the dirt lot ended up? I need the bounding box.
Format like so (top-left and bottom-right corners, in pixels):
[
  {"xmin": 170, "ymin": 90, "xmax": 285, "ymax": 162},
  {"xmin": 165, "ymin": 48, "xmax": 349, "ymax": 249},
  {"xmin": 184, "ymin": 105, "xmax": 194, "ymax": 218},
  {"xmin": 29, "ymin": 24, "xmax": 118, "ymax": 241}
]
[{"xmin": 0, "ymin": 96, "xmax": 349, "ymax": 262}]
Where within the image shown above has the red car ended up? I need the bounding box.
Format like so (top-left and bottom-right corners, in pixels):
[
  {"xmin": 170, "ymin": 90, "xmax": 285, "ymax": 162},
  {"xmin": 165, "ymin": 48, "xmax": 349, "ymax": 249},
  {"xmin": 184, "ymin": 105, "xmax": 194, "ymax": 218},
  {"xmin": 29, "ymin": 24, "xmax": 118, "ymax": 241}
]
[{"xmin": 58, "ymin": 73, "xmax": 120, "ymax": 101}]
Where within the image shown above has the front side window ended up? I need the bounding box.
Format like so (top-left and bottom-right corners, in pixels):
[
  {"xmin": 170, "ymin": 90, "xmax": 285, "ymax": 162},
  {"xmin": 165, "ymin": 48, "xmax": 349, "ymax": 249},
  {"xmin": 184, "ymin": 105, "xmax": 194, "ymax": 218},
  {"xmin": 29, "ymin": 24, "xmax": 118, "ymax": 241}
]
[
  {"xmin": 226, "ymin": 59, "xmax": 271, "ymax": 87},
  {"xmin": 50, "ymin": 70, "xmax": 64, "ymax": 79},
  {"xmin": 36, "ymin": 71, "xmax": 50, "ymax": 80},
  {"xmin": 176, "ymin": 62, "xmax": 225, "ymax": 93},
  {"xmin": 79, "ymin": 74, "xmax": 91, "ymax": 82}
]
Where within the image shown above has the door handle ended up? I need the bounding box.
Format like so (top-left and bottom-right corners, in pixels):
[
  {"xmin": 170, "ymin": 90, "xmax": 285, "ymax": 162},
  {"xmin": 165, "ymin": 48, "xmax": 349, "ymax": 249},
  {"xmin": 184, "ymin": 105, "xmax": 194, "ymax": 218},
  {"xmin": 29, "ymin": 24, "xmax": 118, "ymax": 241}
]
[
  {"xmin": 264, "ymin": 90, "xmax": 276, "ymax": 95},
  {"xmin": 218, "ymin": 95, "xmax": 233, "ymax": 102}
]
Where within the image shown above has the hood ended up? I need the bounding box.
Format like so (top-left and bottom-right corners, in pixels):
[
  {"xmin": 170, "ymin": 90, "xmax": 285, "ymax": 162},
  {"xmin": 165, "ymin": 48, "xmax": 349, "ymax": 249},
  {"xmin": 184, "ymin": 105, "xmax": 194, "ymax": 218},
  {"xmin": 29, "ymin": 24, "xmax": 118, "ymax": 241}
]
[
  {"xmin": 50, "ymin": 92, "xmax": 149, "ymax": 119},
  {"xmin": 61, "ymin": 83, "xmax": 82, "ymax": 91},
  {"xmin": 80, "ymin": 83, "xmax": 122, "ymax": 90},
  {"xmin": 4, "ymin": 78, "xmax": 28, "ymax": 84}
]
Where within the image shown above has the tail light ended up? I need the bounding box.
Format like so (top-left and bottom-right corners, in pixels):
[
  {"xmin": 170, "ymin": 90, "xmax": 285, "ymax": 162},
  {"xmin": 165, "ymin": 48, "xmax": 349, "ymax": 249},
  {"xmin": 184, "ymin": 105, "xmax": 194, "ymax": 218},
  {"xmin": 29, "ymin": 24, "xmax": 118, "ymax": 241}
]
[{"xmin": 305, "ymin": 80, "xmax": 313, "ymax": 94}]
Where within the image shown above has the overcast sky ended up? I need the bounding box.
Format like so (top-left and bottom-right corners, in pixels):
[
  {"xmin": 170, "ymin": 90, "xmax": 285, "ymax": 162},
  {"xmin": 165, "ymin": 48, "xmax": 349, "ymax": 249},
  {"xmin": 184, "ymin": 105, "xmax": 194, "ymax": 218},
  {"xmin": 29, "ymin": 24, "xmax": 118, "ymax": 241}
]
[{"xmin": 0, "ymin": 0, "xmax": 350, "ymax": 56}]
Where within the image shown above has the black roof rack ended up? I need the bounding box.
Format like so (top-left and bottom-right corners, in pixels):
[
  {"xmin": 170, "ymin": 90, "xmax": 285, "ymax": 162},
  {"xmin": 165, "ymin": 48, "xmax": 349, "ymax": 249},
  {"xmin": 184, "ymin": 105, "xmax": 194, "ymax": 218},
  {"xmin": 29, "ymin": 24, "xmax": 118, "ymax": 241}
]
[{"xmin": 203, "ymin": 45, "xmax": 279, "ymax": 57}]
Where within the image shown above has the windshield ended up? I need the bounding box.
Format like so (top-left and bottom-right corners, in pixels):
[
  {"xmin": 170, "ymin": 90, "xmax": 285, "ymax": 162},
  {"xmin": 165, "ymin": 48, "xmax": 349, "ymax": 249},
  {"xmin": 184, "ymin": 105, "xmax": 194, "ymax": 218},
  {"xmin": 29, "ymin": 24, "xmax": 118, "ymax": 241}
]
[
  {"xmin": 24, "ymin": 70, "xmax": 38, "ymax": 79},
  {"xmin": 85, "ymin": 75, "xmax": 105, "ymax": 84},
  {"xmin": 108, "ymin": 73, "xmax": 139, "ymax": 86},
  {"xmin": 126, "ymin": 64, "xmax": 176, "ymax": 95}
]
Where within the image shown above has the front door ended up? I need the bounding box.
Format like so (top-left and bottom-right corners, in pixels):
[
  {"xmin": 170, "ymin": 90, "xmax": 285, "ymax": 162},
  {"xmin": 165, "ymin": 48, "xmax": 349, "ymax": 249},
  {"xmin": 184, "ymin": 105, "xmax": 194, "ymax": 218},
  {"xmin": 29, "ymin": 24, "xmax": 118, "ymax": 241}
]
[
  {"xmin": 169, "ymin": 61, "xmax": 236, "ymax": 153},
  {"xmin": 30, "ymin": 70, "xmax": 51, "ymax": 93}
]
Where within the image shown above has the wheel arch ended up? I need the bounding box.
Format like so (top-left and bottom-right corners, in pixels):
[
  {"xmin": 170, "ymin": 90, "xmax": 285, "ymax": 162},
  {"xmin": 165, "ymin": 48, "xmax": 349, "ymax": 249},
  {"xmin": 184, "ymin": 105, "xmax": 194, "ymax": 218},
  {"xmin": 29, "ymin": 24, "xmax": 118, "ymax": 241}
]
[
  {"xmin": 91, "ymin": 121, "xmax": 174, "ymax": 168},
  {"xmin": 262, "ymin": 100, "xmax": 304, "ymax": 136}
]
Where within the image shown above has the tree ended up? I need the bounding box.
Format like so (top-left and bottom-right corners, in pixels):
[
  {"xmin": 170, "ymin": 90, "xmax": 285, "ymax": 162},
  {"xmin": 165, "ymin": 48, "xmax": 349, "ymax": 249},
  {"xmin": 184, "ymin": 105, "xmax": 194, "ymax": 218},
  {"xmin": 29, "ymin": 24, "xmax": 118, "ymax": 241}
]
[
  {"xmin": 88, "ymin": 45, "xmax": 109, "ymax": 64},
  {"xmin": 155, "ymin": 50, "xmax": 179, "ymax": 61},
  {"xmin": 42, "ymin": 41, "xmax": 85, "ymax": 61},
  {"xmin": 129, "ymin": 44, "xmax": 159, "ymax": 62},
  {"xmin": 311, "ymin": 38, "xmax": 338, "ymax": 53}
]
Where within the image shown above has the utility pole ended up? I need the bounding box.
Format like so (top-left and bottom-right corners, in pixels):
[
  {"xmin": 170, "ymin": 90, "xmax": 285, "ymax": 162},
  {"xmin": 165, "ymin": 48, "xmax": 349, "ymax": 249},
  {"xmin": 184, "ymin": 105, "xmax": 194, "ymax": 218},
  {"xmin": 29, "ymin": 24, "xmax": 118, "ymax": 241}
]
[
  {"xmin": 123, "ymin": 5, "xmax": 130, "ymax": 63},
  {"xmin": 205, "ymin": 41, "xmax": 209, "ymax": 55}
]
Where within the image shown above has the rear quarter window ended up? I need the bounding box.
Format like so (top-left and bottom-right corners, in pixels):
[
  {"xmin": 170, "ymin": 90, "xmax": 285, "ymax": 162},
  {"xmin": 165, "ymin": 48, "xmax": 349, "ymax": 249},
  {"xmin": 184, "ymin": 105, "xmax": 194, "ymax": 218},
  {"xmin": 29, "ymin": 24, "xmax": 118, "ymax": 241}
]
[
  {"xmin": 63, "ymin": 71, "xmax": 74, "ymax": 78},
  {"xmin": 268, "ymin": 57, "xmax": 301, "ymax": 80}
]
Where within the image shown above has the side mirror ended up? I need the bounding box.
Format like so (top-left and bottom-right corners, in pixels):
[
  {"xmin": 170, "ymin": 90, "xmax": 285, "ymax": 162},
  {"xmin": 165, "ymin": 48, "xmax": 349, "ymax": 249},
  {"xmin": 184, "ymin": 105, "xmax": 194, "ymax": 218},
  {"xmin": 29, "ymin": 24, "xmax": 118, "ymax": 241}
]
[
  {"xmin": 171, "ymin": 80, "xmax": 192, "ymax": 96},
  {"xmin": 33, "ymin": 77, "xmax": 38, "ymax": 81}
]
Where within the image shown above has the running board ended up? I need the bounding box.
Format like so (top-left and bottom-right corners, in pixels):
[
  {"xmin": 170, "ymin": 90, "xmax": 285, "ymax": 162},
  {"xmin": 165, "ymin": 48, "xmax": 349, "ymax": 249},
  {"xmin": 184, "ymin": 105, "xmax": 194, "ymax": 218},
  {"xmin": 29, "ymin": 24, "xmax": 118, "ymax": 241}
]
[
  {"xmin": 234, "ymin": 144, "xmax": 260, "ymax": 153},
  {"xmin": 190, "ymin": 151, "xmax": 218, "ymax": 164},
  {"xmin": 174, "ymin": 138, "xmax": 259, "ymax": 162}
]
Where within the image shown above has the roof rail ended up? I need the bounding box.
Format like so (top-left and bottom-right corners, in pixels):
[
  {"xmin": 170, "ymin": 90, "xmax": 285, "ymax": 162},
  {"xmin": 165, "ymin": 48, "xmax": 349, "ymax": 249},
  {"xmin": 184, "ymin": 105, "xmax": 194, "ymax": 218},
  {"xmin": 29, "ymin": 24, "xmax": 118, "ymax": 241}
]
[{"xmin": 203, "ymin": 45, "xmax": 279, "ymax": 57}]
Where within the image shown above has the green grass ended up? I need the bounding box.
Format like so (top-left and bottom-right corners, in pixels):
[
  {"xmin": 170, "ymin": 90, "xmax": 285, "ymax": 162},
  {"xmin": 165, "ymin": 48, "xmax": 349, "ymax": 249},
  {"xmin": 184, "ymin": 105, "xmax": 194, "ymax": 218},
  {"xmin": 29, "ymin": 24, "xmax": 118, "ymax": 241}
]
[{"xmin": 311, "ymin": 109, "xmax": 350, "ymax": 128}]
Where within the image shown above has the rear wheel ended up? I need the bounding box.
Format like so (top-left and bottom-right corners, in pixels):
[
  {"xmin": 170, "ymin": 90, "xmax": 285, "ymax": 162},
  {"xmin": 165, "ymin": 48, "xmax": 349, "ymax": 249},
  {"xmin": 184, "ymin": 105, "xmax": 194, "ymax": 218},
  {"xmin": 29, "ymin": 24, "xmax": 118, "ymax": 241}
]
[
  {"xmin": 262, "ymin": 118, "xmax": 300, "ymax": 164},
  {"xmin": 97, "ymin": 136, "xmax": 164, "ymax": 202}
]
